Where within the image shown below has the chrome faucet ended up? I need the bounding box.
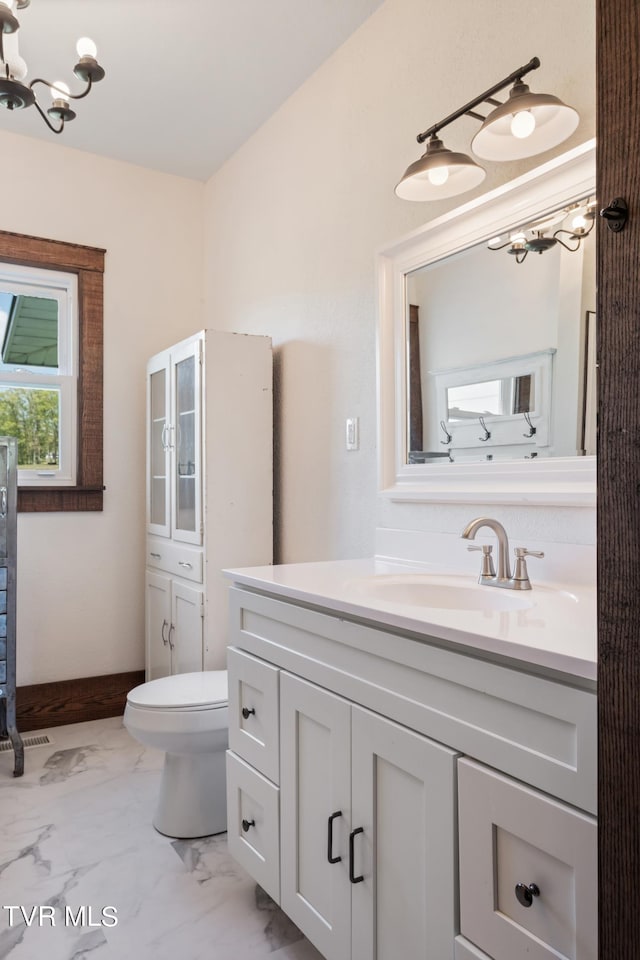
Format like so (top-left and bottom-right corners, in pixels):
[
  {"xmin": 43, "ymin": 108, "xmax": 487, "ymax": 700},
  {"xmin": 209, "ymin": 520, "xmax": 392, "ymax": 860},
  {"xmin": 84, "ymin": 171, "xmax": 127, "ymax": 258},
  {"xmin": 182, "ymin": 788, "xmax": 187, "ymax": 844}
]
[{"xmin": 461, "ymin": 517, "xmax": 544, "ymax": 591}]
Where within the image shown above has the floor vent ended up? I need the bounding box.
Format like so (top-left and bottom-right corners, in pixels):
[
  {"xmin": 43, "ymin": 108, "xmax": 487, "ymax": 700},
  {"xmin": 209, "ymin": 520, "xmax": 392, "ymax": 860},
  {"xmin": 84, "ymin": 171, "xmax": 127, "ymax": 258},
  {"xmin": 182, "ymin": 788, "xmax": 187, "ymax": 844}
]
[{"xmin": 0, "ymin": 734, "xmax": 52, "ymax": 752}]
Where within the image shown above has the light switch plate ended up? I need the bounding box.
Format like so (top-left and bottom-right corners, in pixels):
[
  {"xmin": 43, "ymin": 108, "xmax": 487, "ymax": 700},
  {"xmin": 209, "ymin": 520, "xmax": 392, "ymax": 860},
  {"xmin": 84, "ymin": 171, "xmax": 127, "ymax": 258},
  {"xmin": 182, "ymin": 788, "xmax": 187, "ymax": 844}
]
[{"xmin": 346, "ymin": 417, "xmax": 359, "ymax": 450}]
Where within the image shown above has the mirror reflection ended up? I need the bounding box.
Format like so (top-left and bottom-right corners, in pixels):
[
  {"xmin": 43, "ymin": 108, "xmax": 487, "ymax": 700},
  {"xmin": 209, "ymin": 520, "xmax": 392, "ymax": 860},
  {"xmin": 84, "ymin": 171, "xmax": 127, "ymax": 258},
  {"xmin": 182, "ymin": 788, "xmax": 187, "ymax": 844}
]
[
  {"xmin": 406, "ymin": 195, "xmax": 596, "ymax": 465},
  {"xmin": 446, "ymin": 375, "xmax": 534, "ymax": 420}
]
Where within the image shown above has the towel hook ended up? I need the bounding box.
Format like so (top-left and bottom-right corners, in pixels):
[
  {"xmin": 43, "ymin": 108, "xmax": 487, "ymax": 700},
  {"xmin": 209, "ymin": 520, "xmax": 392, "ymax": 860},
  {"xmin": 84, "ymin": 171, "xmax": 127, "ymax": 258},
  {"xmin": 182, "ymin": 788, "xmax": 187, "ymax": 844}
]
[
  {"xmin": 523, "ymin": 412, "xmax": 536, "ymax": 438},
  {"xmin": 478, "ymin": 416, "xmax": 491, "ymax": 441},
  {"xmin": 439, "ymin": 420, "xmax": 452, "ymax": 445}
]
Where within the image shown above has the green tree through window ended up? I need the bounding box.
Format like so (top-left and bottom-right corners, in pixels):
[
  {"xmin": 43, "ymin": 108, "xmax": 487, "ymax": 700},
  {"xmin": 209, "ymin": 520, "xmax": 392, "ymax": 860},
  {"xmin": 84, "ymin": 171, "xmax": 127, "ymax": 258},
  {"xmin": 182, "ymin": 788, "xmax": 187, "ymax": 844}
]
[{"xmin": 0, "ymin": 387, "xmax": 59, "ymax": 468}]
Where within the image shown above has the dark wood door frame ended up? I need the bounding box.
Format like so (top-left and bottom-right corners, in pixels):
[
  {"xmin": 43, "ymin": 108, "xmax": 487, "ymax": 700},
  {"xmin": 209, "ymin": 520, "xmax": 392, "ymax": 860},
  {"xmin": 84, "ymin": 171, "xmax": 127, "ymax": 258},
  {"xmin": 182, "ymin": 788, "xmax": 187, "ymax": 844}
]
[{"xmin": 597, "ymin": 1, "xmax": 640, "ymax": 956}]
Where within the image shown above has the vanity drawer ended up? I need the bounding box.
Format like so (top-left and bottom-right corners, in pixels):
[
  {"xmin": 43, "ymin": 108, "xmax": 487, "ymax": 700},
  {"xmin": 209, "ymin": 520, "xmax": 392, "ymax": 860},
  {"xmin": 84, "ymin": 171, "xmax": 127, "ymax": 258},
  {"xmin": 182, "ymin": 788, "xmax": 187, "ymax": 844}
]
[
  {"xmin": 226, "ymin": 751, "xmax": 280, "ymax": 903},
  {"xmin": 227, "ymin": 647, "xmax": 280, "ymax": 783},
  {"xmin": 146, "ymin": 538, "xmax": 202, "ymax": 583},
  {"xmin": 458, "ymin": 758, "xmax": 597, "ymax": 960}
]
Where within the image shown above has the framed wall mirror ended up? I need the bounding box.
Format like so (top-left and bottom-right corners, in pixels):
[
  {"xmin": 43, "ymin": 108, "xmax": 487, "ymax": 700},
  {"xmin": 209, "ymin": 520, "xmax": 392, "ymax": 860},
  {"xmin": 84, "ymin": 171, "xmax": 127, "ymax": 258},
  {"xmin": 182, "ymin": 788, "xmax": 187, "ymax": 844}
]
[{"xmin": 377, "ymin": 140, "xmax": 596, "ymax": 504}]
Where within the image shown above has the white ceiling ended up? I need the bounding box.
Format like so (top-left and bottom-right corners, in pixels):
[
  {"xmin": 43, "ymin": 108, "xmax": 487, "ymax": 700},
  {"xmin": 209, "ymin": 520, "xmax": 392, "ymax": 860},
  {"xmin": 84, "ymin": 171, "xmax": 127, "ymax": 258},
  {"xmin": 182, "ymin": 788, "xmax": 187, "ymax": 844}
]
[{"xmin": 0, "ymin": 0, "xmax": 386, "ymax": 181}]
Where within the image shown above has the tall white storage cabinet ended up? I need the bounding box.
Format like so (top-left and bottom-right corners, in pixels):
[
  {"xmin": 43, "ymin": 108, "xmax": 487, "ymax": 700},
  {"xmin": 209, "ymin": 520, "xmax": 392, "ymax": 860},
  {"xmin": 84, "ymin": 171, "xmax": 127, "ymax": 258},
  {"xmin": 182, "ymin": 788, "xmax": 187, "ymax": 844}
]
[{"xmin": 145, "ymin": 330, "xmax": 272, "ymax": 680}]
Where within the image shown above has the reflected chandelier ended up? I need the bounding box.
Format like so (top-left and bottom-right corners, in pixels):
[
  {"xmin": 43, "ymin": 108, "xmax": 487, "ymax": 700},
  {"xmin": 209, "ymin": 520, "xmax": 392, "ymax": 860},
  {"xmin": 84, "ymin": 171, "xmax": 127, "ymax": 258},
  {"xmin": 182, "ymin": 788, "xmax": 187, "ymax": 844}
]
[
  {"xmin": 395, "ymin": 57, "xmax": 579, "ymax": 202},
  {"xmin": 487, "ymin": 198, "xmax": 597, "ymax": 264},
  {"xmin": 0, "ymin": 0, "xmax": 105, "ymax": 134}
]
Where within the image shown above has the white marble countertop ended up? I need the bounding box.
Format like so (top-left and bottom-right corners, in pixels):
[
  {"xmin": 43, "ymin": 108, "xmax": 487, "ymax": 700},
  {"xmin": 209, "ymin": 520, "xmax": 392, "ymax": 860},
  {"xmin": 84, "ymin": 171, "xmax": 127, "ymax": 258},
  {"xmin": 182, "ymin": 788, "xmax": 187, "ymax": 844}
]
[{"xmin": 225, "ymin": 556, "xmax": 597, "ymax": 683}]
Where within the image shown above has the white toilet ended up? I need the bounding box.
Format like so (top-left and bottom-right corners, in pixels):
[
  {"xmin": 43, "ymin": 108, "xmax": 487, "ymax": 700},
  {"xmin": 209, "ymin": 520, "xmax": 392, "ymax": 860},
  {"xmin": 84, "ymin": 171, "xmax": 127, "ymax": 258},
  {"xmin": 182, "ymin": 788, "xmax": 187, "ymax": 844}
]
[{"xmin": 124, "ymin": 670, "xmax": 229, "ymax": 839}]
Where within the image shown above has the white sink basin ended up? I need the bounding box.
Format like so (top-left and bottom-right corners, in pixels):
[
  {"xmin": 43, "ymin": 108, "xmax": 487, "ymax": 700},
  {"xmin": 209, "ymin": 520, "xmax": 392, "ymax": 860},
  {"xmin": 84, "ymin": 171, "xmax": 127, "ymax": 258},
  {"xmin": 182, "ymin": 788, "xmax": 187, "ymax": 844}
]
[{"xmin": 347, "ymin": 574, "xmax": 535, "ymax": 612}]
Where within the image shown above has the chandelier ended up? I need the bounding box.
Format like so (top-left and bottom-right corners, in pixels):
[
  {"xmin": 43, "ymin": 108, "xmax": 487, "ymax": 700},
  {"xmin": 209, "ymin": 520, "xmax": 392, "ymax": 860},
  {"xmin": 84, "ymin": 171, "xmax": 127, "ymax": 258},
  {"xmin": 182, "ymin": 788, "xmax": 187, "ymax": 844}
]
[
  {"xmin": 0, "ymin": 0, "xmax": 105, "ymax": 134},
  {"xmin": 487, "ymin": 198, "xmax": 597, "ymax": 264}
]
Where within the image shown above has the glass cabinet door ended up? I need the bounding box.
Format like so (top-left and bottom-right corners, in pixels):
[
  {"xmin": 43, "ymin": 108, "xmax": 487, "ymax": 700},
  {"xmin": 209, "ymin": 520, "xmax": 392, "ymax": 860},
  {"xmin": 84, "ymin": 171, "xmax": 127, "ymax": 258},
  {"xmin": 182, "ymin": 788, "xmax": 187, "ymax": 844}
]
[
  {"xmin": 171, "ymin": 338, "xmax": 202, "ymax": 544},
  {"xmin": 147, "ymin": 356, "xmax": 171, "ymax": 538}
]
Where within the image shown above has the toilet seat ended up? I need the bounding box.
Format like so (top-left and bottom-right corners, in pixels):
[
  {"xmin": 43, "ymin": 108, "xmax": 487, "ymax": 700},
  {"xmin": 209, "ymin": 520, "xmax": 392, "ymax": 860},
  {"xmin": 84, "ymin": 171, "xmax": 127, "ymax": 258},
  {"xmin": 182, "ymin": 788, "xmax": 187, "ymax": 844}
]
[{"xmin": 127, "ymin": 670, "xmax": 228, "ymax": 710}]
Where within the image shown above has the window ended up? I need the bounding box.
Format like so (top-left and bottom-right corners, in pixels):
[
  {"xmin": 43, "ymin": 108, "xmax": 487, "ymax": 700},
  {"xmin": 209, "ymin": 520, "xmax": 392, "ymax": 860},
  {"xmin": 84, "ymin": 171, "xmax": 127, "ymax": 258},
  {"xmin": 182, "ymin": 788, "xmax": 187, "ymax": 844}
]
[
  {"xmin": 0, "ymin": 230, "xmax": 105, "ymax": 512},
  {"xmin": 0, "ymin": 264, "xmax": 77, "ymax": 485}
]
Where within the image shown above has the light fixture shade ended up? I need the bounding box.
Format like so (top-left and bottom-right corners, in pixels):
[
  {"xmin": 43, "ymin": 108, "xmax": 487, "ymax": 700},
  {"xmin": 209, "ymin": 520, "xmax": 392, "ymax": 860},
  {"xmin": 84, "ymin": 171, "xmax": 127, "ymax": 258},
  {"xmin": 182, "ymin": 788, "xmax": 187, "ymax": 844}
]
[
  {"xmin": 471, "ymin": 81, "xmax": 579, "ymax": 161},
  {"xmin": 395, "ymin": 136, "xmax": 486, "ymax": 201}
]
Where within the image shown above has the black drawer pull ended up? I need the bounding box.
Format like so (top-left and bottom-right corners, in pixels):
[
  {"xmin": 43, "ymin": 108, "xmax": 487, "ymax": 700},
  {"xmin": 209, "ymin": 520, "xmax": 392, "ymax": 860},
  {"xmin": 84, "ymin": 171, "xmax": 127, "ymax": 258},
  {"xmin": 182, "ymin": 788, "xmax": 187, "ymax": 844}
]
[
  {"xmin": 242, "ymin": 706, "xmax": 256, "ymax": 720},
  {"xmin": 349, "ymin": 826, "xmax": 364, "ymax": 883},
  {"xmin": 242, "ymin": 818, "xmax": 255, "ymax": 833},
  {"xmin": 327, "ymin": 811, "xmax": 342, "ymax": 864},
  {"xmin": 515, "ymin": 882, "xmax": 540, "ymax": 908}
]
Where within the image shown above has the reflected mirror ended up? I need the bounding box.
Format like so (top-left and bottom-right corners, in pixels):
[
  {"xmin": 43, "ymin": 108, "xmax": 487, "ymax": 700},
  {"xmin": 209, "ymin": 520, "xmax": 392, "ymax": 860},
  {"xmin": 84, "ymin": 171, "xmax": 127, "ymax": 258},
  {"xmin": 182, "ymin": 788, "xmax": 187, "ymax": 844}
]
[
  {"xmin": 377, "ymin": 140, "xmax": 596, "ymax": 504},
  {"xmin": 406, "ymin": 194, "xmax": 595, "ymax": 464}
]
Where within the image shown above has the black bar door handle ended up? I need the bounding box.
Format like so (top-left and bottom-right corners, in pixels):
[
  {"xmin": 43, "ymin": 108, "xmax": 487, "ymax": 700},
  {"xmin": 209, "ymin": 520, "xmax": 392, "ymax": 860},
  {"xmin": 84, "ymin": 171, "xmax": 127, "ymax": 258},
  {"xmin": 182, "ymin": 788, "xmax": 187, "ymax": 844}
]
[
  {"xmin": 349, "ymin": 826, "xmax": 364, "ymax": 883},
  {"xmin": 327, "ymin": 811, "xmax": 342, "ymax": 864}
]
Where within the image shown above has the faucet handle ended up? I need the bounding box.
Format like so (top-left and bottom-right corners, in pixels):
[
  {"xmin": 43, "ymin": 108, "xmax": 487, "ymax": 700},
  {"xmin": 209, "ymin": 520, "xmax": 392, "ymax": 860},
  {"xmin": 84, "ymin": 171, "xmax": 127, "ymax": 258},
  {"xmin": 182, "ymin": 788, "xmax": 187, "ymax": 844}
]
[
  {"xmin": 513, "ymin": 547, "xmax": 544, "ymax": 583},
  {"xmin": 467, "ymin": 544, "xmax": 496, "ymax": 578}
]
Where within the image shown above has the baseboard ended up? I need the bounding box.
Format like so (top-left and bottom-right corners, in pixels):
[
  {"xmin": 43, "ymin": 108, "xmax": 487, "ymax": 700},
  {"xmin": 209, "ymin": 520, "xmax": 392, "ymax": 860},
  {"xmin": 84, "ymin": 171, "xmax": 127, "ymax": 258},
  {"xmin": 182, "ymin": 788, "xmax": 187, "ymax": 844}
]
[{"xmin": 16, "ymin": 670, "xmax": 145, "ymax": 732}]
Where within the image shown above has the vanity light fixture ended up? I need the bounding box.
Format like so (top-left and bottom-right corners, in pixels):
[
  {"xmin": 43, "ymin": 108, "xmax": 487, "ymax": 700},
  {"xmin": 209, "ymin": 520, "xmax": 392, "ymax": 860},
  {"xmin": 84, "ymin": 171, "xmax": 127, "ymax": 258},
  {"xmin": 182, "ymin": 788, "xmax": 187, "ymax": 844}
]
[
  {"xmin": 0, "ymin": 0, "xmax": 105, "ymax": 134},
  {"xmin": 395, "ymin": 57, "xmax": 578, "ymax": 202}
]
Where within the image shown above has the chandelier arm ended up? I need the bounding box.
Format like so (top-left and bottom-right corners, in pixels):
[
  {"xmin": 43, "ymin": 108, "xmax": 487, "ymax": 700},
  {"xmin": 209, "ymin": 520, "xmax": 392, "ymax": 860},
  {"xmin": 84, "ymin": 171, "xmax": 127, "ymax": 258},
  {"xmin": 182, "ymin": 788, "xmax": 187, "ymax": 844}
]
[
  {"xmin": 29, "ymin": 75, "xmax": 93, "ymax": 101},
  {"xmin": 487, "ymin": 239, "xmax": 515, "ymax": 251},
  {"xmin": 416, "ymin": 56, "xmax": 540, "ymax": 144},
  {"xmin": 31, "ymin": 97, "xmax": 64, "ymax": 134},
  {"xmin": 552, "ymin": 229, "xmax": 582, "ymax": 252}
]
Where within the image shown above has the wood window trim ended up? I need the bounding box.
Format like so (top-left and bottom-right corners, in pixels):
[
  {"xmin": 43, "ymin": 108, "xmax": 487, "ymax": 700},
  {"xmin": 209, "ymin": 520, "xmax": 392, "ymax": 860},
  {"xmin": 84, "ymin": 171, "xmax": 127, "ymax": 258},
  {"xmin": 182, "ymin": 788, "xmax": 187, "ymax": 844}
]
[{"xmin": 0, "ymin": 230, "xmax": 105, "ymax": 512}]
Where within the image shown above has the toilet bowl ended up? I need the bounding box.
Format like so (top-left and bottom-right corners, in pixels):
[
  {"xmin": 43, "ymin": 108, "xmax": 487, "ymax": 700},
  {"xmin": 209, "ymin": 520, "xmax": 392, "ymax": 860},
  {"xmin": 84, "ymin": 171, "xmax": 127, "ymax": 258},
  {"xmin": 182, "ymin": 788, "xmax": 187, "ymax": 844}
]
[{"xmin": 124, "ymin": 671, "xmax": 228, "ymax": 839}]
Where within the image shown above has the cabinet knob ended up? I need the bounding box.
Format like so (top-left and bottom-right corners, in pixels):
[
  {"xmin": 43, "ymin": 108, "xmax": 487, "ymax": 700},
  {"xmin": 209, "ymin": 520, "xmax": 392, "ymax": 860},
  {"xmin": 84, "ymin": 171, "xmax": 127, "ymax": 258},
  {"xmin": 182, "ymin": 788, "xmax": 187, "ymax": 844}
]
[
  {"xmin": 515, "ymin": 882, "xmax": 540, "ymax": 908},
  {"xmin": 242, "ymin": 818, "xmax": 255, "ymax": 833},
  {"xmin": 242, "ymin": 707, "xmax": 256, "ymax": 720}
]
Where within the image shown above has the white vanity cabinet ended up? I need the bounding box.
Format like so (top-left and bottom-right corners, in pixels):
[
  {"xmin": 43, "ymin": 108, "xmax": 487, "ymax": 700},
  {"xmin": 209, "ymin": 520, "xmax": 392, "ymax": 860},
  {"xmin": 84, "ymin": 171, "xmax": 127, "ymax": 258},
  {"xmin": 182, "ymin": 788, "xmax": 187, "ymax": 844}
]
[
  {"xmin": 227, "ymin": 653, "xmax": 457, "ymax": 960},
  {"xmin": 280, "ymin": 673, "xmax": 457, "ymax": 960},
  {"xmin": 225, "ymin": 583, "xmax": 597, "ymax": 960},
  {"xmin": 145, "ymin": 330, "xmax": 272, "ymax": 680}
]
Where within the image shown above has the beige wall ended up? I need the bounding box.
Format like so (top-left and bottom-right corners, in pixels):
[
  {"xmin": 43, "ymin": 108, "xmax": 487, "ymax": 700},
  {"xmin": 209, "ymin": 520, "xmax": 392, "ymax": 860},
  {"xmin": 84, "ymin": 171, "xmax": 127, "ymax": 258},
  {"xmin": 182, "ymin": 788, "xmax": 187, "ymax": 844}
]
[
  {"xmin": 203, "ymin": 0, "xmax": 596, "ymax": 561},
  {"xmin": 0, "ymin": 130, "xmax": 204, "ymax": 684}
]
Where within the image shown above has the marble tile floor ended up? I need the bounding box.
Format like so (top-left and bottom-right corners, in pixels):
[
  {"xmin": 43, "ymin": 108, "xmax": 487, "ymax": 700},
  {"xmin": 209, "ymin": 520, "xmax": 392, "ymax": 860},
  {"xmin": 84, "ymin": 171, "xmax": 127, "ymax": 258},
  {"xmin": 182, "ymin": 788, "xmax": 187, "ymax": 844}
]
[{"xmin": 0, "ymin": 716, "xmax": 323, "ymax": 960}]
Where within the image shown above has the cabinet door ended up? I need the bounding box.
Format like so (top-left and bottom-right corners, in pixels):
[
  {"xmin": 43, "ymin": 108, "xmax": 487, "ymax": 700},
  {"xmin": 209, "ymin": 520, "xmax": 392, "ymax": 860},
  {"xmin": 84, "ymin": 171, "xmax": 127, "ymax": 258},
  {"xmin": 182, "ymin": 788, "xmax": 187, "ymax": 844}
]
[
  {"xmin": 458, "ymin": 758, "xmax": 597, "ymax": 960},
  {"xmin": 171, "ymin": 580, "xmax": 204, "ymax": 674},
  {"xmin": 351, "ymin": 706, "xmax": 458, "ymax": 960},
  {"xmin": 280, "ymin": 673, "xmax": 351, "ymax": 960},
  {"xmin": 171, "ymin": 336, "xmax": 202, "ymax": 545},
  {"xmin": 146, "ymin": 352, "xmax": 171, "ymax": 538},
  {"xmin": 145, "ymin": 570, "xmax": 171, "ymax": 681}
]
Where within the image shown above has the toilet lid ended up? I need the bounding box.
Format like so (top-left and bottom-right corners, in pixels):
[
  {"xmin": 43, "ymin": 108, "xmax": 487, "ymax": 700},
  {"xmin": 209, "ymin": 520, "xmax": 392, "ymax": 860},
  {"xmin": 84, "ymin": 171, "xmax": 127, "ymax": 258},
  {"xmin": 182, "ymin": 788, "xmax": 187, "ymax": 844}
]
[{"xmin": 127, "ymin": 671, "xmax": 228, "ymax": 709}]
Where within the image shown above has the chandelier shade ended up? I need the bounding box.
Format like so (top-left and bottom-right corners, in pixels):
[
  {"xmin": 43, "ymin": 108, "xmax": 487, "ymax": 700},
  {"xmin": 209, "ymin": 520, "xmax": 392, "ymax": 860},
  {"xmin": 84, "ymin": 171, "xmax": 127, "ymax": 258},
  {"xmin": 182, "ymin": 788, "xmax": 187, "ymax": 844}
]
[
  {"xmin": 471, "ymin": 81, "xmax": 580, "ymax": 161},
  {"xmin": 395, "ymin": 135, "xmax": 486, "ymax": 201}
]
